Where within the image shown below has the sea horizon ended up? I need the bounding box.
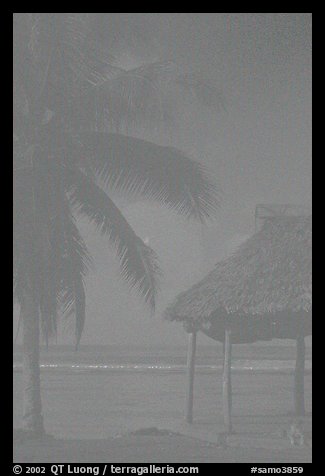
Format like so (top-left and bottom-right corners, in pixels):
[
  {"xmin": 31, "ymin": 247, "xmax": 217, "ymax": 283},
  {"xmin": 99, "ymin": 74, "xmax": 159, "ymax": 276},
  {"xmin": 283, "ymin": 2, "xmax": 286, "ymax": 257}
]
[{"xmin": 13, "ymin": 341, "xmax": 312, "ymax": 373}]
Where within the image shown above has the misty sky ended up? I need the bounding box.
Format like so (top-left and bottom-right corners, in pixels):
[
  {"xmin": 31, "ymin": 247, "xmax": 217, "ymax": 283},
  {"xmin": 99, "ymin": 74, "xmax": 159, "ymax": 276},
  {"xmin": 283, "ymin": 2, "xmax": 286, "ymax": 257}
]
[{"xmin": 14, "ymin": 13, "xmax": 312, "ymax": 346}]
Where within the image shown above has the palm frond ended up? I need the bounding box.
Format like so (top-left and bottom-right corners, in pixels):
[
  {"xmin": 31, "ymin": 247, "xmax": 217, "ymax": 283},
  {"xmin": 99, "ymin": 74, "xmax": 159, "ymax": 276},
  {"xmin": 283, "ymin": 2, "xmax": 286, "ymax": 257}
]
[
  {"xmin": 56, "ymin": 217, "xmax": 88, "ymax": 350},
  {"xmin": 14, "ymin": 13, "xmax": 116, "ymax": 115},
  {"xmin": 40, "ymin": 287, "xmax": 58, "ymax": 348},
  {"xmin": 67, "ymin": 170, "xmax": 161, "ymax": 310},
  {"xmin": 71, "ymin": 61, "xmax": 176, "ymax": 131},
  {"xmin": 59, "ymin": 204, "xmax": 93, "ymax": 280},
  {"xmin": 38, "ymin": 223, "xmax": 59, "ymax": 347},
  {"xmin": 73, "ymin": 277, "xmax": 86, "ymax": 350},
  {"xmin": 13, "ymin": 145, "xmax": 44, "ymax": 301},
  {"xmin": 55, "ymin": 202, "xmax": 91, "ymax": 349},
  {"xmin": 13, "ymin": 152, "xmax": 92, "ymax": 348},
  {"xmin": 59, "ymin": 273, "xmax": 86, "ymax": 351},
  {"xmin": 83, "ymin": 132, "xmax": 221, "ymax": 222}
]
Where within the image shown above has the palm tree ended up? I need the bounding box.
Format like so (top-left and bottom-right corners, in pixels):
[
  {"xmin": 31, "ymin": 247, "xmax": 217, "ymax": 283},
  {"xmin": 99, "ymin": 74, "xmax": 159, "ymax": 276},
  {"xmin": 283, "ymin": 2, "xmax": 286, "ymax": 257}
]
[{"xmin": 13, "ymin": 13, "xmax": 220, "ymax": 435}]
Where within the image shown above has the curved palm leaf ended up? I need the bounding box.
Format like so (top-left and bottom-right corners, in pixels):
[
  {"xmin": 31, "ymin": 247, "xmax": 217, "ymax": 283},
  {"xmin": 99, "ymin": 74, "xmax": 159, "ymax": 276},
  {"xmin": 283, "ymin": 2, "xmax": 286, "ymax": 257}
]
[
  {"xmin": 71, "ymin": 61, "xmax": 176, "ymax": 132},
  {"xmin": 53, "ymin": 198, "xmax": 92, "ymax": 349},
  {"xmin": 59, "ymin": 269, "xmax": 86, "ymax": 351},
  {"xmin": 72, "ymin": 61, "xmax": 224, "ymax": 131},
  {"xmin": 15, "ymin": 13, "xmax": 116, "ymax": 118},
  {"xmin": 82, "ymin": 132, "xmax": 221, "ymax": 222},
  {"xmin": 67, "ymin": 169, "xmax": 161, "ymax": 310},
  {"xmin": 13, "ymin": 147, "xmax": 92, "ymax": 347}
]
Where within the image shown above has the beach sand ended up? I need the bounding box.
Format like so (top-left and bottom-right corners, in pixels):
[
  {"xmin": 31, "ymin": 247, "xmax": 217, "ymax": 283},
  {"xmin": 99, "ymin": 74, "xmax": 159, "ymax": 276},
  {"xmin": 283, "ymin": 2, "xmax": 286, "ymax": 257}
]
[
  {"xmin": 13, "ymin": 366, "xmax": 312, "ymax": 463},
  {"xmin": 14, "ymin": 433, "xmax": 312, "ymax": 463}
]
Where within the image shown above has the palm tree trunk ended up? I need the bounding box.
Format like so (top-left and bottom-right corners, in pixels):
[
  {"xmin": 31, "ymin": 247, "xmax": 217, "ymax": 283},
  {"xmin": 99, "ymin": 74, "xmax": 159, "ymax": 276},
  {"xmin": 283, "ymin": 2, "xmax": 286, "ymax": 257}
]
[
  {"xmin": 21, "ymin": 293, "xmax": 44, "ymax": 434},
  {"xmin": 223, "ymin": 327, "xmax": 232, "ymax": 433},
  {"xmin": 294, "ymin": 332, "xmax": 305, "ymax": 417}
]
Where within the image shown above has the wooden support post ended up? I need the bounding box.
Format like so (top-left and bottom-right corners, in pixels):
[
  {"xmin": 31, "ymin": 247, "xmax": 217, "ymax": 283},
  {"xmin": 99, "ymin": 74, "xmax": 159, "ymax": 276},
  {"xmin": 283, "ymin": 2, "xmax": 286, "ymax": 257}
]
[
  {"xmin": 222, "ymin": 337, "xmax": 232, "ymax": 413},
  {"xmin": 223, "ymin": 327, "xmax": 232, "ymax": 433},
  {"xmin": 185, "ymin": 330, "xmax": 197, "ymax": 423},
  {"xmin": 222, "ymin": 339, "xmax": 225, "ymax": 369},
  {"xmin": 294, "ymin": 333, "xmax": 305, "ymax": 416}
]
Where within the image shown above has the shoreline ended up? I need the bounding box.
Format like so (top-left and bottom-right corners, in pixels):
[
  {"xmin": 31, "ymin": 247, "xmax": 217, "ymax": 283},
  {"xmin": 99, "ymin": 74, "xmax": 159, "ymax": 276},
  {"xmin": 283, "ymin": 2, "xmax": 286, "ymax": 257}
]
[
  {"xmin": 14, "ymin": 431, "xmax": 312, "ymax": 463},
  {"xmin": 14, "ymin": 348, "xmax": 312, "ymax": 462}
]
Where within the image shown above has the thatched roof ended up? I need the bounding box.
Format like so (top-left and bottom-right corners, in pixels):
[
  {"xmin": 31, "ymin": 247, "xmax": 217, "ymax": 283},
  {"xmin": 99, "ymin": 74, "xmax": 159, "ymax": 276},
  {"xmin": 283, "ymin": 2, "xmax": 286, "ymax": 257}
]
[{"xmin": 165, "ymin": 216, "xmax": 312, "ymax": 332}]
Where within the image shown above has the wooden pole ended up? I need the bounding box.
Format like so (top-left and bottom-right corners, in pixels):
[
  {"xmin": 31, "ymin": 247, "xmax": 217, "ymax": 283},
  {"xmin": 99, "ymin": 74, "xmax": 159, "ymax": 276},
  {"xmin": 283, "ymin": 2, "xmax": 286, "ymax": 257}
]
[
  {"xmin": 223, "ymin": 327, "xmax": 232, "ymax": 433},
  {"xmin": 222, "ymin": 337, "xmax": 232, "ymax": 413},
  {"xmin": 185, "ymin": 330, "xmax": 197, "ymax": 423},
  {"xmin": 294, "ymin": 333, "xmax": 305, "ymax": 416}
]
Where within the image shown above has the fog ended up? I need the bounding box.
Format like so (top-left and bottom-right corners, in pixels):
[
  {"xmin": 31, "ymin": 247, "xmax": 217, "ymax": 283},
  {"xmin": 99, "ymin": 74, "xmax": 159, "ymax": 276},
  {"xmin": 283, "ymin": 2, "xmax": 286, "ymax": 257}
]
[
  {"xmin": 14, "ymin": 13, "xmax": 312, "ymax": 346},
  {"xmin": 13, "ymin": 13, "xmax": 312, "ymax": 463}
]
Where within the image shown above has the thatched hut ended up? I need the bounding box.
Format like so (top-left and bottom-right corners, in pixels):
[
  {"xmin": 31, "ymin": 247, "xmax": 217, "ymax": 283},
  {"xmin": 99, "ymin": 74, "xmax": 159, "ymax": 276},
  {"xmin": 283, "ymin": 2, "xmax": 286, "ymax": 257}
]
[{"xmin": 165, "ymin": 215, "xmax": 312, "ymax": 431}]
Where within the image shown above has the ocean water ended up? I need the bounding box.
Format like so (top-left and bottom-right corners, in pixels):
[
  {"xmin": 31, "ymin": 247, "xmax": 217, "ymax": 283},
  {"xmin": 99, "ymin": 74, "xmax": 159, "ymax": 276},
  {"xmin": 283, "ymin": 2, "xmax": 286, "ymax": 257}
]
[
  {"xmin": 13, "ymin": 343, "xmax": 312, "ymax": 373},
  {"xmin": 13, "ymin": 343, "xmax": 312, "ymax": 439}
]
